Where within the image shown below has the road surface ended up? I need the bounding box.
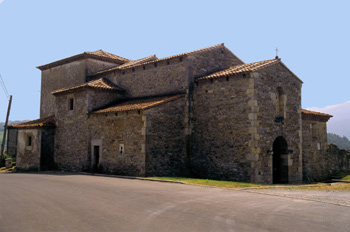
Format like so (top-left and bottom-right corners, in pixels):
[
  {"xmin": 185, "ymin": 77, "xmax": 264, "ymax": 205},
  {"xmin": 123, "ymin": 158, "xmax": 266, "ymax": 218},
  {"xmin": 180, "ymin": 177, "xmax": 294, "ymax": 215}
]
[{"xmin": 0, "ymin": 173, "xmax": 349, "ymax": 232}]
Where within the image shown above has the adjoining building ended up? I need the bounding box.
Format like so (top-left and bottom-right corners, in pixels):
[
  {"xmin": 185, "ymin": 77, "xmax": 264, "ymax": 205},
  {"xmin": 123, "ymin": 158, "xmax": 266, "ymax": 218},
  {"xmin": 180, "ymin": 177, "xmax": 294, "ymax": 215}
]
[{"xmin": 7, "ymin": 44, "xmax": 334, "ymax": 183}]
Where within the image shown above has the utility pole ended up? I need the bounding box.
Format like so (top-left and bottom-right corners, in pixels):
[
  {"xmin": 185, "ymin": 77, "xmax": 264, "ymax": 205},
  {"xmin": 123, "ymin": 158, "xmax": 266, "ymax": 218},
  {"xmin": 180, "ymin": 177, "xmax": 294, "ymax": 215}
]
[{"xmin": 1, "ymin": 95, "xmax": 12, "ymax": 166}]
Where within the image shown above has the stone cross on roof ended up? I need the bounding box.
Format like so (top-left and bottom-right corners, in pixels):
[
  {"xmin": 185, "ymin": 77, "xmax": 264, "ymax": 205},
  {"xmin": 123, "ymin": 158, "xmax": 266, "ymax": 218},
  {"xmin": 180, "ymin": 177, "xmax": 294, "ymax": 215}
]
[{"xmin": 275, "ymin": 47, "xmax": 279, "ymax": 59}]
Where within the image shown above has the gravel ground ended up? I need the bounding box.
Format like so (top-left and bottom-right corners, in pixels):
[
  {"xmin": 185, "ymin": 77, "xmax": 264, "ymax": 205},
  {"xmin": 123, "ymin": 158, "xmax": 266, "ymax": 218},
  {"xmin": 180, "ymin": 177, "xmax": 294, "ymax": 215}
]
[{"xmin": 244, "ymin": 186, "xmax": 350, "ymax": 207}]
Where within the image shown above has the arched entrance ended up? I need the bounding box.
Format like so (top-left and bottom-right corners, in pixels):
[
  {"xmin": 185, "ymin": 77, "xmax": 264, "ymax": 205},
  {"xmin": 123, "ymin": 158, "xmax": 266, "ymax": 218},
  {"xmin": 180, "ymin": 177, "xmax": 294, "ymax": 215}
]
[{"xmin": 273, "ymin": 136, "xmax": 289, "ymax": 184}]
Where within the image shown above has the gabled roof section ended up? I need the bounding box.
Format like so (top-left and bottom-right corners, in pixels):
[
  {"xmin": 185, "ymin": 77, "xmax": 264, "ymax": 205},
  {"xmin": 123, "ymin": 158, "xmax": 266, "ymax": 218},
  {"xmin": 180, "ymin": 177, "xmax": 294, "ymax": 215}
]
[
  {"xmin": 8, "ymin": 115, "xmax": 56, "ymax": 129},
  {"xmin": 89, "ymin": 43, "xmax": 231, "ymax": 77},
  {"xmin": 93, "ymin": 94, "xmax": 185, "ymax": 114},
  {"xmin": 37, "ymin": 50, "xmax": 130, "ymax": 71},
  {"xmin": 197, "ymin": 58, "xmax": 303, "ymax": 83},
  {"xmin": 90, "ymin": 55, "xmax": 158, "ymax": 77},
  {"xmin": 302, "ymin": 109, "xmax": 333, "ymax": 122},
  {"xmin": 52, "ymin": 78, "xmax": 125, "ymax": 95},
  {"xmin": 198, "ymin": 59, "xmax": 280, "ymax": 80}
]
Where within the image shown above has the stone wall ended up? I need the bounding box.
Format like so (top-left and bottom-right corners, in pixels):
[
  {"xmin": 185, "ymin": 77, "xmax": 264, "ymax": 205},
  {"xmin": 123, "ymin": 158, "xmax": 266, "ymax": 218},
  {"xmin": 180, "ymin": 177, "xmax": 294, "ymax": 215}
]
[
  {"xmin": 325, "ymin": 144, "xmax": 350, "ymax": 178},
  {"xmin": 254, "ymin": 64, "xmax": 303, "ymax": 184},
  {"xmin": 6, "ymin": 128, "xmax": 17, "ymax": 157},
  {"xmin": 301, "ymin": 113, "xmax": 349, "ymax": 182},
  {"xmin": 88, "ymin": 90, "xmax": 124, "ymax": 112},
  {"xmin": 191, "ymin": 76, "xmax": 251, "ymax": 181},
  {"xmin": 86, "ymin": 58, "xmax": 119, "ymax": 75},
  {"xmin": 145, "ymin": 97, "xmax": 187, "ymax": 177},
  {"xmin": 88, "ymin": 111, "xmax": 145, "ymax": 176},
  {"xmin": 54, "ymin": 90, "xmax": 90, "ymax": 171},
  {"xmin": 16, "ymin": 129, "xmax": 41, "ymax": 171},
  {"xmin": 40, "ymin": 60, "xmax": 86, "ymax": 118},
  {"xmin": 189, "ymin": 48, "xmax": 243, "ymax": 79},
  {"xmin": 107, "ymin": 59, "xmax": 189, "ymax": 98}
]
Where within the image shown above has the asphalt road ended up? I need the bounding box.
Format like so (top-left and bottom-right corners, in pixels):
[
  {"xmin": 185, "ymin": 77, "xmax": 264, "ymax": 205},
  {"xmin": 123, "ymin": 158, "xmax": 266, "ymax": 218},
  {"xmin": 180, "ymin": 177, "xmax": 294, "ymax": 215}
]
[{"xmin": 0, "ymin": 173, "xmax": 349, "ymax": 232}]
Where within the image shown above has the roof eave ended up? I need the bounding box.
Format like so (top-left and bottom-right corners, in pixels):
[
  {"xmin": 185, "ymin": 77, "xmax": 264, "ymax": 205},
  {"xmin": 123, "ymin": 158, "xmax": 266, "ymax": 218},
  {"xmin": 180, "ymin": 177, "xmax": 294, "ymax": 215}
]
[{"xmin": 37, "ymin": 53, "xmax": 127, "ymax": 71}]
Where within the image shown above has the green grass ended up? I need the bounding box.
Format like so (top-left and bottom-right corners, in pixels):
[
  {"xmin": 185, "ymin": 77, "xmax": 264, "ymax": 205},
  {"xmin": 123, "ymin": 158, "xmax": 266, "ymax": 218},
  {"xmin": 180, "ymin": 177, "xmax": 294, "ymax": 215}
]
[
  {"xmin": 341, "ymin": 175, "xmax": 350, "ymax": 180},
  {"xmin": 294, "ymin": 183, "xmax": 350, "ymax": 191},
  {"xmin": 147, "ymin": 177, "xmax": 265, "ymax": 188}
]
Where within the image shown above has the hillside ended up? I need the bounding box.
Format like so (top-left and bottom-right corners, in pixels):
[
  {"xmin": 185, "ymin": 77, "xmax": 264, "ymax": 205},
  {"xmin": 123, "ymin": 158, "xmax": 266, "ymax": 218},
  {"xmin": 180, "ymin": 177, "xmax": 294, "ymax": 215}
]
[{"xmin": 328, "ymin": 133, "xmax": 350, "ymax": 150}]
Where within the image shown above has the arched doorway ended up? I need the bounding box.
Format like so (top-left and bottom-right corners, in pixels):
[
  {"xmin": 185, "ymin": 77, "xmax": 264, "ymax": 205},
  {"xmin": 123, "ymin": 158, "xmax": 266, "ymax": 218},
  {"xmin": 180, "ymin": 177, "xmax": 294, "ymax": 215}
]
[{"xmin": 273, "ymin": 136, "xmax": 289, "ymax": 184}]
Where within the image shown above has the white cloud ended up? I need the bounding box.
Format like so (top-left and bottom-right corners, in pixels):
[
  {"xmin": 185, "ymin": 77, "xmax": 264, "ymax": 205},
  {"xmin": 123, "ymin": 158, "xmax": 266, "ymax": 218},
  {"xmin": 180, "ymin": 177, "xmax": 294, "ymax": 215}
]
[{"xmin": 307, "ymin": 100, "xmax": 350, "ymax": 138}]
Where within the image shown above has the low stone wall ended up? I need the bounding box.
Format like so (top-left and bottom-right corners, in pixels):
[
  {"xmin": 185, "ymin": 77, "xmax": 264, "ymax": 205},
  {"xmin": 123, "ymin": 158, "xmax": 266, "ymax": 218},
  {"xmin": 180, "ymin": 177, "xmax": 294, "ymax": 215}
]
[{"xmin": 325, "ymin": 144, "xmax": 350, "ymax": 178}]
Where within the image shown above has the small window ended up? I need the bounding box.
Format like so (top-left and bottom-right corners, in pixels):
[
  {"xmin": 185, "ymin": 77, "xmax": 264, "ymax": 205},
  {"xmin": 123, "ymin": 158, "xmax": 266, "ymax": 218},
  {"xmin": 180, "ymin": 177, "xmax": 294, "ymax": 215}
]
[
  {"xmin": 119, "ymin": 144, "xmax": 124, "ymax": 154},
  {"xmin": 69, "ymin": 98, "xmax": 74, "ymax": 110},
  {"xmin": 27, "ymin": 135, "xmax": 32, "ymax": 147}
]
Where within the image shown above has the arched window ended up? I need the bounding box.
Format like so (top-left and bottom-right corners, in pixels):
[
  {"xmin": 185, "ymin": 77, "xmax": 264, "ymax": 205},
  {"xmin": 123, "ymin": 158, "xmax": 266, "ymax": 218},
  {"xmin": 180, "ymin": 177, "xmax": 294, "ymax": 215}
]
[{"xmin": 276, "ymin": 87, "xmax": 286, "ymax": 118}]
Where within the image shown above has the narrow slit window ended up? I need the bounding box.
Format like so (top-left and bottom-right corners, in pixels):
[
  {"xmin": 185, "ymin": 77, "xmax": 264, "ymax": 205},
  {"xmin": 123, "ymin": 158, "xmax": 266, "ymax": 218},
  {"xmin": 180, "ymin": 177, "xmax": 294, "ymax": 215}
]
[
  {"xmin": 69, "ymin": 98, "xmax": 74, "ymax": 110},
  {"xmin": 27, "ymin": 135, "xmax": 32, "ymax": 147}
]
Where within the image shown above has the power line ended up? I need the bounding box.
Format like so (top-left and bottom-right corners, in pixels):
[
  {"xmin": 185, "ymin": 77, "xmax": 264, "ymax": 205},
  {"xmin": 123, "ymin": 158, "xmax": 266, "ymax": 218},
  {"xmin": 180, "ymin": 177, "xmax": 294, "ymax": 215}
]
[{"xmin": 0, "ymin": 74, "xmax": 9, "ymax": 99}]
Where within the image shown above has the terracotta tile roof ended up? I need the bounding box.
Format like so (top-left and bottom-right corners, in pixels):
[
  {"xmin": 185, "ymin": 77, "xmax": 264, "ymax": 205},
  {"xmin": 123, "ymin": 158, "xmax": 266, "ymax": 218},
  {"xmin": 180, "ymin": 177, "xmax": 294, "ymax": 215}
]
[
  {"xmin": 89, "ymin": 43, "xmax": 228, "ymax": 77},
  {"xmin": 8, "ymin": 115, "xmax": 56, "ymax": 129},
  {"xmin": 37, "ymin": 50, "xmax": 130, "ymax": 71},
  {"xmin": 197, "ymin": 59, "xmax": 280, "ymax": 80},
  {"xmin": 52, "ymin": 78, "xmax": 125, "ymax": 95},
  {"xmin": 91, "ymin": 55, "xmax": 158, "ymax": 76},
  {"xmin": 93, "ymin": 94, "xmax": 185, "ymax": 114},
  {"xmin": 85, "ymin": 50, "xmax": 130, "ymax": 63},
  {"xmin": 301, "ymin": 109, "xmax": 333, "ymax": 118}
]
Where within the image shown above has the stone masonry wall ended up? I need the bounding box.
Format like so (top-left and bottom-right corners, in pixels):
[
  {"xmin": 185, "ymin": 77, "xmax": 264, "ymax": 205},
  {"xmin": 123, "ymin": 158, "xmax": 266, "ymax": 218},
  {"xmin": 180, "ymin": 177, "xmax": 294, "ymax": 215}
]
[
  {"xmin": 145, "ymin": 97, "xmax": 187, "ymax": 177},
  {"xmin": 88, "ymin": 111, "xmax": 145, "ymax": 176},
  {"xmin": 54, "ymin": 91, "xmax": 90, "ymax": 171},
  {"xmin": 191, "ymin": 76, "xmax": 251, "ymax": 181},
  {"xmin": 189, "ymin": 48, "xmax": 243, "ymax": 79},
  {"xmin": 86, "ymin": 58, "xmax": 119, "ymax": 76},
  {"xmin": 254, "ymin": 64, "xmax": 303, "ymax": 183},
  {"xmin": 325, "ymin": 144, "xmax": 350, "ymax": 178},
  {"xmin": 40, "ymin": 60, "xmax": 86, "ymax": 118},
  {"xmin": 88, "ymin": 90, "xmax": 124, "ymax": 112},
  {"xmin": 6, "ymin": 128, "xmax": 17, "ymax": 157},
  {"xmin": 302, "ymin": 118, "xmax": 331, "ymax": 182},
  {"xmin": 16, "ymin": 129, "xmax": 41, "ymax": 171},
  {"xmin": 99, "ymin": 59, "xmax": 188, "ymax": 98}
]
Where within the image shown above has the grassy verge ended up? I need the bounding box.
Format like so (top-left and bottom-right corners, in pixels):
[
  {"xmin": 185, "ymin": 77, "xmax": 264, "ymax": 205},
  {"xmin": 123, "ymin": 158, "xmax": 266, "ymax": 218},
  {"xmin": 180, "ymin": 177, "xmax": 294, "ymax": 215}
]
[
  {"xmin": 294, "ymin": 183, "xmax": 350, "ymax": 191},
  {"xmin": 341, "ymin": 175, "xmax": 350, "ymax": 181},
  {"xmin": 147, "ymin": 177, "xmax": 267, "ymax": 188},
  {"xmin": 147, "ymin": 177, "xmax": 350, "ymax": 191}
]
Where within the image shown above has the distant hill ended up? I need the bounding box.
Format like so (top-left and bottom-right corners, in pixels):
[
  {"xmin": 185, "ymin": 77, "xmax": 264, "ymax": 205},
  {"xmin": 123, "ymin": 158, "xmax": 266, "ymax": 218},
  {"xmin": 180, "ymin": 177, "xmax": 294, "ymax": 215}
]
[
  {"xmin": 307, "ymin": 100, "xmax": 350, "ymax": 139},
  {"xmin": 328, "ymin": 133, "xmax": 350, "ymax": 150}
]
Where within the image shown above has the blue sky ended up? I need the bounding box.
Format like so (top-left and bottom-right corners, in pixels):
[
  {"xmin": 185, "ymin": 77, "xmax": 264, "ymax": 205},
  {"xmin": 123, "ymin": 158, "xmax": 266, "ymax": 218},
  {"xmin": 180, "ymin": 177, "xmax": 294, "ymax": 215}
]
[{"xmin": 0, "ymin": 0, "xmax": 349, "ymax": 121}]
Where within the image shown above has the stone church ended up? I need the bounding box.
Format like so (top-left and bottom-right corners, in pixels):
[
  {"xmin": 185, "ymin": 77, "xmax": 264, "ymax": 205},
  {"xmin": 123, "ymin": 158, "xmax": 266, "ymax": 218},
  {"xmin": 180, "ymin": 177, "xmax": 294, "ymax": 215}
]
[{"xmin": 7, "ymin": 43, "xmax": 333, "ymax": 184}]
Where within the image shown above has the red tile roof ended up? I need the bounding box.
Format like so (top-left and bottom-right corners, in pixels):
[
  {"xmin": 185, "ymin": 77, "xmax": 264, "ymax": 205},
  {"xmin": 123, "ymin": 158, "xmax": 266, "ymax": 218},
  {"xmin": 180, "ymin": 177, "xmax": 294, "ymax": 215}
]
[
  {"xmin": 93, "ymin": 94, "xmax": 185, "ymax": 114},
  {"xmin": 8, "ymin": 115, "xmax": 56, "ymax": 129},
  {"xmin": 91, "ymin": 55, "xmax": 158, "ymax": 76},
  {"xmin": 37, "ymin": 50, "xmax": 130, "ymax": 71},
  {"xmin": 301, "ymin": 109, "xmax": 333, "ymax": 118},
  {"xmin": 198, "ymin": 59, "xmax": 281, "ymax": 80},
  {"xmin": 89, "ymin": 43, "xmax": 231, "ymax": 77},
  {"xmin": 52, "ymin": 78, "xmax": 125, "ymax": 95}
]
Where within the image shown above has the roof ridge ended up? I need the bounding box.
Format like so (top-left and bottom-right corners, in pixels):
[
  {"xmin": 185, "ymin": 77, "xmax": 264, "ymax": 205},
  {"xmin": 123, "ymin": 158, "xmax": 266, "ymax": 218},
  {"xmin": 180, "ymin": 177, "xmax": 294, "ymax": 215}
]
[
  {"xmin": 301, "ymin": 109, "xmax": 333, "ymax": 117},
  {"xmin": 37, "ymin": 50, "xmax": 130, "ymax": 71},
  {"xmin": 52, "ymin": 77, "xmax": 125, "ymax": 95},
  {"xmin": 197, "ymin": 58, "xmax": 281, "ymax": 81},
  {"xmin": 8, "ymin": 115, "xmax": 56, "ymax": 128},
  {"xmin": 89, "ymin": 55, "xmax": 158, "ymax": 77},
  {"xmin": 89, "ymin": 44, "xmax": 225, "ymax": 77},
  {"xmin": 92, "ymin": 93, "xmax": 186, "ymax": 114}
]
